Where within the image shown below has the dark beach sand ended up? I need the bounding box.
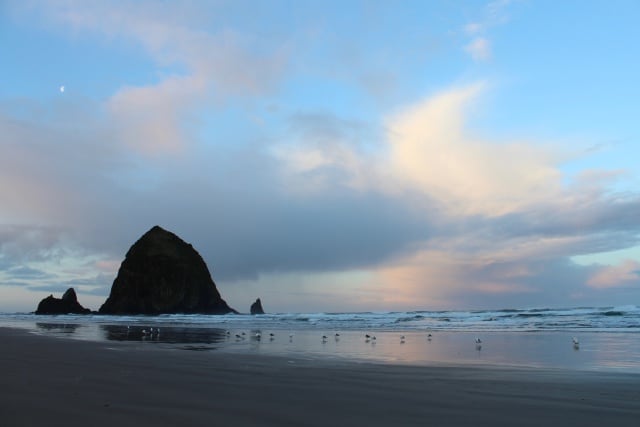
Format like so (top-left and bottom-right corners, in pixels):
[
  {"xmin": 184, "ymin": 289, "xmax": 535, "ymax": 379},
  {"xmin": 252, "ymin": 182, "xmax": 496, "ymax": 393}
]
[{"xmin": 2, "ymin": 327, "xmax": 639, "ymax": 426}]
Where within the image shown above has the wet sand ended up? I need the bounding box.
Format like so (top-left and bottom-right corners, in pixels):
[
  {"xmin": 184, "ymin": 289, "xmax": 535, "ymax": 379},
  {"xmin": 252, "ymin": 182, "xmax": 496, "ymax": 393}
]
[{"xmin": 2, "ymin": 327, "xmax": 639, "ymax": 426}]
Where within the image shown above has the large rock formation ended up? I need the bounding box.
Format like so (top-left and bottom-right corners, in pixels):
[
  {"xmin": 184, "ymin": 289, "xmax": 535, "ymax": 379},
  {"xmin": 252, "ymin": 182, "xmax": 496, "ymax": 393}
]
[
  {"xmin": 250, "ymin": 298, "xmax": 265, "ymax": 315},
  {"xmin": 99, "ymin": 226, "xmax": 236, "ymax": 315},
  {"xmin": 36, "ymin": 288, "xmax": 91, "ymax": 314}
]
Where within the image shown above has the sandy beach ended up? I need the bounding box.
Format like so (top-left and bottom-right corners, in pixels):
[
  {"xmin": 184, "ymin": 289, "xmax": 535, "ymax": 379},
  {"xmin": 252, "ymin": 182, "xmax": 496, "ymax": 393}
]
[{"xmin": 1, "ymin": 327, "xmax": 639, "ymax": 426}]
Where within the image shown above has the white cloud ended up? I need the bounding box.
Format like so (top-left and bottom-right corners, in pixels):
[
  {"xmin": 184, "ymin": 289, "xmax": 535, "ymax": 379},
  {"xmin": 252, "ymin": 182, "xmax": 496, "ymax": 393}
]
[
  {"xmin": 461, "ymin": 0, "xmax": 514, "ymax": 62},
  {"xmin": 464, "ymin": 22, "xmax": 484, "ymax": 35},
  {"xmin": 464, "ymin": 37, "xmax": 492, "ymax": 61},
  {"xmin": 384, "ymin": 83, "xmax": 562, "ymax": 216}
]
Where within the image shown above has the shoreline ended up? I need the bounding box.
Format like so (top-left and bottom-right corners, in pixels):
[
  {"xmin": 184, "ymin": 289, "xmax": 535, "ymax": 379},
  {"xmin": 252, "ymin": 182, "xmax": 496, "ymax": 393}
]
[
  {"xmin": 2, "ymin": 327, "xmax": 640, "ymax": 426},
  {"xmin": 3, "ymin": 316, "xmax": 640, "ymax": 372}
]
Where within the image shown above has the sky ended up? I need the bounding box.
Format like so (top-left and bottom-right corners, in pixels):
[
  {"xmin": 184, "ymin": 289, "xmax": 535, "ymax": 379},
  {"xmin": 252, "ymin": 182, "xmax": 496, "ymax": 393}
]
[{"xmin": 1, "ymin": 0, "xmax": 639, "ymax": 313}]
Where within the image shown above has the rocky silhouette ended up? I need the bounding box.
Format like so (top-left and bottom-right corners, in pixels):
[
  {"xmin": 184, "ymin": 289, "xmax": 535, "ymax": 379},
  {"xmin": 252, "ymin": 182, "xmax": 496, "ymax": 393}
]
[
  {"xmin": 36, "ymin": 288, "xmax": 91, "ymax": 314},
  {"xmin": 250, "ymin": 298, "xmax": 265, "ymax": 315},
  {"xmin": 99, "ymin": 225, "xmax": 236, "ymax": 315}
]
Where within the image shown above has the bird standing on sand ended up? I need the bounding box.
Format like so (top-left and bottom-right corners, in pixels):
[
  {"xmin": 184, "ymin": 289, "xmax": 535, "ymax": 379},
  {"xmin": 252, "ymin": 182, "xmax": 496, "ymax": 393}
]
[
  {"xmin": 572, "ymin": 337, "xmax": 580, "ymax": 349},
  {"xmin": 322, "ymin": 335, "xmax": 328, "ymax": 343},
  {"xmin": 475, "ymin": 337, "xmax": 482, "ymax": 351},
  {"xmin": 400, "ymin": 335, "xmax": 406, "ymax": 343}
]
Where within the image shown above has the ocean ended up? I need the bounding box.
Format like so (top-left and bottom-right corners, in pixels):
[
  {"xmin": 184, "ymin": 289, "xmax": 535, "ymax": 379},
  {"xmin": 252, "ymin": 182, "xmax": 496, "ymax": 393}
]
[{"xmin": 2, "ymin": 305, "xmax": 640, "ymax": 371}]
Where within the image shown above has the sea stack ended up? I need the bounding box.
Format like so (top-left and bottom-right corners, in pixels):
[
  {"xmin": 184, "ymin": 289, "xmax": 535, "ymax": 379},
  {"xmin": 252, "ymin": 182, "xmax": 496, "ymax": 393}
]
[
  {"xmin": 99, "ymin": 225, "xmax": 236, "ymax": 315},
  {"xmin": 250, "ymin": 298, "xmax": 265, "ymax": 315},
  {"xmin": 36, "ymin": 288, "xmax": 91, "ymax": 314}
]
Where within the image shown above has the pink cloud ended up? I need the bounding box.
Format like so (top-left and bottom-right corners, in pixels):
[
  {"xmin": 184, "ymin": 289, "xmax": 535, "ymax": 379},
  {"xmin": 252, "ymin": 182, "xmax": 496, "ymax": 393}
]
[{"xmin": 587, "ymin": 260, "xmax": 640, "ymax": 289}]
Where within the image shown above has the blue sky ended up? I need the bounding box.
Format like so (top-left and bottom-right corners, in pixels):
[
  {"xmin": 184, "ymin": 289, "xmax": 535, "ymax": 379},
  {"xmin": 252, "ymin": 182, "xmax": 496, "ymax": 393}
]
[{"xmin": 1, "ymin": 0, "xmax": 639, "ymax": 313}]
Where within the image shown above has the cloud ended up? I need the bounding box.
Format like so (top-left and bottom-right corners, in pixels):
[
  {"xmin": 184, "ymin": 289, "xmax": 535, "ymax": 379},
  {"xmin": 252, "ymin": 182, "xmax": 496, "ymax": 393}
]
[
  {"xmin": 14, "ymin": 0, "xmax": 288, "ymax": 159},
  {"xmin": 464, "ymin": 37, "xmax": 491, "ymax": 61},
  {"xmin": 271, "ymin": 112, "xmax": 383, "ymax": 192},
  {"xmin": 263, "ymin": 82, "xmax": 640, "ymax": 308},
  {"xmin": 108, "ymin": 75, "xmax": 206, "ymax": 156},
  {"xmin": 3, "ymin": 1, "xmax": 640, "ymax": 312},
  {"xmin": 464, "ymin": 22, "xmax": 484, "ymax": 35},
  {"xmin": 0, "ymin": 225, "xmax": 68, "ymax": 267},
  {"xmin": 587, "ymin": 260, "xmax": 640, "ymax": 289},
  {"xmin": 461, "ymin": 0, "xmax": 513, "ymax": 61},
  {"xmin": 5, "ymin": 266, "xmax": 52, "ymax": 280},
  {"xmin": 384, "ymin": 83, "xmax": 562, "ymax": 216}
]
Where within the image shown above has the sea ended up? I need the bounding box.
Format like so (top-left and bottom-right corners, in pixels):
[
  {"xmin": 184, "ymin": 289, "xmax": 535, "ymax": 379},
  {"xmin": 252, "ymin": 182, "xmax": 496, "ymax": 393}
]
[{"xmin": 2, "ymin": 305, "xmax": 640, "ymax": 372}]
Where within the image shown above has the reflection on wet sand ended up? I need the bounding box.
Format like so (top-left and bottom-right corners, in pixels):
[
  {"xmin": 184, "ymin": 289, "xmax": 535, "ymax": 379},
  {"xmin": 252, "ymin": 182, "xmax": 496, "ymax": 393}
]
[
  {"xmin": 99, "ymin": 324, "xmax": 229, "ymax": 345},
  {"xmin": 36, "ymin": 322, "xmax": 81, "ymax": 334}
]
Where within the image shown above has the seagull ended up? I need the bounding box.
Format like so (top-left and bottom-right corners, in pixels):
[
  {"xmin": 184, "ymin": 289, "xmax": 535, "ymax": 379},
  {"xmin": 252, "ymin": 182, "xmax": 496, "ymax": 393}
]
[
  {"xmin": 572, "ymin": 337, "xmax": 580, "ymax": 349},
  {"xmin": 235, "ymin": 334, "xmax": 242, "ymax": 339},
  {"xmin": 335, "ymin": 333, "xmax": 340, "ymax": 337},
  {"xmin": 225, "ymin": 330, "xmax": 231, "ymax": 336},
  {"xmin": 289, "ymin": 333, "xmax": 294, "ymax": 341},
  {"xmin": 322, "ymin": 335, "xmax": 328, "ymax": 343},
  {"xmin": 59, "ymin": 85, "xmax": 65, "ymax": 93},
  {"xmin": 400, "ymin": 335, "xmax": 406, "ymax": 343},
  {"xmin": 371, "ymin": 336, "xmax": 377, "ymax": 341},
  {"xmin": 255, "ymin": 332, "xmax": 262, "ymax": 340},
  {"xmin": 475, "ymin": 337, "xmax": 482, "ymax": 344}
]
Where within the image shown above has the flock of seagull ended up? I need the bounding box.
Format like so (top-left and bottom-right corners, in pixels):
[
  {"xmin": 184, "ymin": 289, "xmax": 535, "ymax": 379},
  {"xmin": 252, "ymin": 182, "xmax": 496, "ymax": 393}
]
[
  {"xmin": 128, "ymin": 326, "xmax": 581, "ymax": 350},
  {"xmin": 223, "ymin": 330, "xmax": 580, "ymax": 350}
]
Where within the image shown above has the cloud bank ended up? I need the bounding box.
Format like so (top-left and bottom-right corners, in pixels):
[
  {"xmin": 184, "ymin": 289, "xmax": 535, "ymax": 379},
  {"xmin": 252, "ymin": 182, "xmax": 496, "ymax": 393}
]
[{"xmin": 1, "ymin": 1, "xmax": 639, "ymax": 312}]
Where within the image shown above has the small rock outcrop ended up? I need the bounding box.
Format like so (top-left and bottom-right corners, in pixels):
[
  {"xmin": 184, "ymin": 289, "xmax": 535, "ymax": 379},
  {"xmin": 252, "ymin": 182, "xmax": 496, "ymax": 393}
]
[
  {"xmin": 36, "ymin": 288, "xmax": 91, "ymax": 314},
  {"xmin": 250, "ymin": 298, "xmax": 265, "ymax": 315},
  {"xmin": 99, "ymin": 225, "xmax": 236, "ymax": 315}
]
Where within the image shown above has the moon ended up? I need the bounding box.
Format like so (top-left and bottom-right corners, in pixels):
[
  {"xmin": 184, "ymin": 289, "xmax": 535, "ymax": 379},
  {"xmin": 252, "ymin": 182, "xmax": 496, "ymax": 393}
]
[{"xmin": 60, "ymin": 86, "xmax": 65, "ymax": 93}]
